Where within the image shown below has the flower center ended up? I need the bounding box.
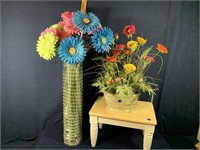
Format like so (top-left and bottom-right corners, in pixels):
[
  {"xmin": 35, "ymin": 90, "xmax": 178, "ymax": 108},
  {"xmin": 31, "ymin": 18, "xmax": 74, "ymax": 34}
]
[
  {"xmin": 101, "ymin": 37, "xmax": 107, "ymax": 44},
  {"xmin": 69, "ymin": 47, "xmax": 76, "ymax": 55},
  {"xmin": 83, "ymin": 18, "xmax": 90, "ymax": 24},
  {"xmin": 45, "ymin": 43, "xmax": 51, "ymax": 49}
]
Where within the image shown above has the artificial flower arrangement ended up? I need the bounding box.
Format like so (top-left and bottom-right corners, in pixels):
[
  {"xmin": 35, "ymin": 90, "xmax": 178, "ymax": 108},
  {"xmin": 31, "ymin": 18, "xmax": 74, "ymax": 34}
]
[
  {"xmin": 36, "ymin": 10, "xmax": 115, "ymax": 146},
  {"xmin": 92, "ymin": 24, "xmax": 168, "ymax": 102},
  {"xmin": 36, "ymin": 9, "xmax": 167, "ymax": 107},
  {"xmin": 36, "ymin": 10, "xmax": 114, "ymax": 64}
]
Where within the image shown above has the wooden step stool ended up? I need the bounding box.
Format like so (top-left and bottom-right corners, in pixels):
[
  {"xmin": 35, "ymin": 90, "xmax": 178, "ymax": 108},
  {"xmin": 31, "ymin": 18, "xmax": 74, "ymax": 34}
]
[{"xmin": 89, "ymin": 96, "xmax": 157, "ymax": 150}]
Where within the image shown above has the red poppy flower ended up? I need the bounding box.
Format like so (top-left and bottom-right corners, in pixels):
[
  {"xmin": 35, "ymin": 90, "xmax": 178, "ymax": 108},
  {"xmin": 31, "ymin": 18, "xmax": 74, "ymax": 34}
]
[
  {"xmin": 111, "ymin": 50, "xmax": 121, "ymax": 55},
  {"xmin": 144, "ymin": 56, "xmax": 155, "ymax": 63},
  {"xmin": 123, "ymin": 50, "xmax": 132, "ymax": 55},
  {"xmin": 123, "ymin": 25, "xmax": 136, "ymax": 37},
  {"xmin": 116, "ymin": 44, "xmax": 126, "ymax": 50},
  {"xmin": 106, "ymin": 56, "xmax": 118, "ymax": 62},
  {"xmin": 157, "ymin": 44, "xmax": 168, "ymax": 54}
]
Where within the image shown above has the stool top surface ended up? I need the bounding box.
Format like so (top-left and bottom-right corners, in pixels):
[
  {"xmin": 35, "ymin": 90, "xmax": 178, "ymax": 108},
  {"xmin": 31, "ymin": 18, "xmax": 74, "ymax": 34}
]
[{"xmin": 89, "ymin": 96, "xmax": 157, "ymax": 125}]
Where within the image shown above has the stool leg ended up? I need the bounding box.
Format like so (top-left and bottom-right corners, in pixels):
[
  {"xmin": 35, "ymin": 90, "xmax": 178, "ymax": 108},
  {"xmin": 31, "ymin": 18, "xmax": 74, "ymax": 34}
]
[
  {"xmin": 99, "ymin": 123, "xmax": 103, "ymax": 129},
  {"xmin": 143, "ymin": 125, "xmax": 155, "ymax": 150},
  {"xmin": 90, "ymin": 116, "xmax": 98, "ymax": 147}
]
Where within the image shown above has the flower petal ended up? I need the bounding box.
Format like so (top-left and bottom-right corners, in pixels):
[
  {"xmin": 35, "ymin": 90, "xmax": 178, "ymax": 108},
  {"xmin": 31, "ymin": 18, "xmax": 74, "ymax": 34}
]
[
  {"xmin": 157, "ymin": 43, "xmax": 168, "ymax": 54},
  {"xmin": 58, "ymin": 36, "xmax": 86, "ymax": 64},
  {"xmin": 91, "ymin": 27, "xmax": 114, "ymax": 53},
  {"xmin": 36, "ymin": 33, "xmax": 58, "ymax": 60}
]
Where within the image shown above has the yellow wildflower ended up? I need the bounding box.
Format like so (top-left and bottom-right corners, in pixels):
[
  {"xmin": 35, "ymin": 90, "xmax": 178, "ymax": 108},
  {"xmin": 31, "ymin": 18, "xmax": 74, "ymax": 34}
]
[
  {"xmin": 123, "ymin": 64, "xmax": 137, "ymax": 73},
  {"xmin": 137, "ymin": 36, "xmax": 147, "ymax": 45},
  {"xmin": 139, "ymin": 78, "xmax": 144, "ymax": 82},
  {"xmin": 127, "ymin": 40, "xmax": 138, "ymax": 50}
]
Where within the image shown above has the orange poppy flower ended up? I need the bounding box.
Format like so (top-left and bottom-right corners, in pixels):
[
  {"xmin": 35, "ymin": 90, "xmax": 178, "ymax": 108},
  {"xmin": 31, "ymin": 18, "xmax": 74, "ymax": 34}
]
[
  {"xmin": 144, "ymin": 56, "xmax": 155, "ymax": 63},
  {"xmin": 106, "ymin": 56, "xmax": 118, "ymax": 62},
  {"xmin": 157, "ymin": 44, "xmax": 168, "ymax": 54},
  {"xmin": 123, "ymin": 50, "xmax": 132, "ymax": 55}
]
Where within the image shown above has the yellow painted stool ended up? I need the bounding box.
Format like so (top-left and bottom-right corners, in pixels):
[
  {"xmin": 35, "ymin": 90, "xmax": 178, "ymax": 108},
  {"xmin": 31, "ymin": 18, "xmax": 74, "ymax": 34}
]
[{"xmin": 89, "ymin": 96, "xmax": 157, "ymax": 150}]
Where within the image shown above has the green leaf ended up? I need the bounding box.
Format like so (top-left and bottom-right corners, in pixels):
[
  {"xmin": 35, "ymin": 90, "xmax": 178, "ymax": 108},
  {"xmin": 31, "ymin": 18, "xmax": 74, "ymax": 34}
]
[{"xmin": 116, "ymin": 85, "xmax": 133, "ymax": 99}]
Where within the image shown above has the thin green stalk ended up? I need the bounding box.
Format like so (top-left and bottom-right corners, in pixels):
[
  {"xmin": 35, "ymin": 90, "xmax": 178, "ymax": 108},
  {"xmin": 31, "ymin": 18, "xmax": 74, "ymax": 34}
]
[
  {"xmin": 153, "ymin": 51, "xmax": 160, "ymax": 59},
  {"xmin": 79, "ymin": 31, "xmax": 84, "ymax": 41},
  {"xmin": 157, "ymin": 55, "xmax": 164, "ymax": 74}
]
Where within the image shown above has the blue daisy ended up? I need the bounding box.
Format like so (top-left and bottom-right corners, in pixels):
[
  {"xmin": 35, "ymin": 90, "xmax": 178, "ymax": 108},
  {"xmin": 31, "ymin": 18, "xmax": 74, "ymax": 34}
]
[
  {"xmin": 91, "ymin": 27, "xmax": 114, "ymax": 53},
  {"xmin": 58, "ymin": 37, "xmax": 86, "ymax": 64},
  {"xmin": 72, "ymin": 10, "xmax": 100, "ymax": 34}
]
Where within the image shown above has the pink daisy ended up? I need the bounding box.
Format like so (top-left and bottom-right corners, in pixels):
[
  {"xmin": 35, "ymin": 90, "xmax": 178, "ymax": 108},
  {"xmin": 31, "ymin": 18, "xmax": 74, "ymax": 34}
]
[
  {"xmin": 57, "ymin": 29, "xmax": 70, "ymax": 42},
  {"xmin": 61, "ymin": 11, "xmax": 74, "ymax": 21},
  {"xmin": 53, "ymin": 22, "xmax": 70, "ymax": 42},
  {"xmin": 63, "ymin": 19, "xmax": 81, "ymax": 35},
  {"xmin": 58, "ymin": 21, "xmax": 65, "ymax": 28},
  {"xmin": 60, "ymin": 12, "xmax": 81, "ymax": 36},
  {"xmin": 40, "ymin": 27, "xmax": 57, "ymax": 36}
]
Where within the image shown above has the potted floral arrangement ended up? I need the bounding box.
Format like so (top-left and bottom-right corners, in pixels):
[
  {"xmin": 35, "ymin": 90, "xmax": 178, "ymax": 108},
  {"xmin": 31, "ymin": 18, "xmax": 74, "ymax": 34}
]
[{"xmin": 92, "ymin": 24, "xmax": 168, "ymax": 112}]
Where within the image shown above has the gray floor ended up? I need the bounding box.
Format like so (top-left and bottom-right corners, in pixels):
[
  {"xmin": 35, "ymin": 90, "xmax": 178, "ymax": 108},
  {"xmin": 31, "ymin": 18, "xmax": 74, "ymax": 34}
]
[{"xmin": 4, "ymin": 123, "xmax": 192, "ymax": 149}]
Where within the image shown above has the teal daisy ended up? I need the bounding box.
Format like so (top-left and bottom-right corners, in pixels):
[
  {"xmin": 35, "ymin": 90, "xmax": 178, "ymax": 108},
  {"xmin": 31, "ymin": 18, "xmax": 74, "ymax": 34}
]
[
  {"xmin": 72, "ymin": 10, "xmax": 100, "ymax": 34},
  {"xmin": 58, "ymin": 37, "xmax": 86, "ymax": 64},
  {"xmin": 91, "ymin": 27, "xmax": 114, "ymax": 53}
]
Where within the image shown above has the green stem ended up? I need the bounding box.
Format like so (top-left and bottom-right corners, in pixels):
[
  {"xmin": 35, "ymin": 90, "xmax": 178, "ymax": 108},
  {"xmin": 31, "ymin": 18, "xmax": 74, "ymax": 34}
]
[
  {"xmin": 153, "ymin": 51, "xmax": 160, "ymax": 59},
  {"xmin": 79, "ymin": 31, "xmax": 84, "ymax": 41},
  {"xmin": 157, "ymin": 55, "xmax": 164, "ymax": 74},
  {"xmin": 86, "ymin": 44, "xmax": 93, "ymax": 52}
]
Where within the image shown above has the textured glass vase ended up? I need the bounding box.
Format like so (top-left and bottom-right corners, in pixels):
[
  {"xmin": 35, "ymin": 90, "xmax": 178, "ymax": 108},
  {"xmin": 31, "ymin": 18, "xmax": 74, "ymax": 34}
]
[{"xmin": 62, "ymin": 63, "xmax": 83, "ymax": 146}]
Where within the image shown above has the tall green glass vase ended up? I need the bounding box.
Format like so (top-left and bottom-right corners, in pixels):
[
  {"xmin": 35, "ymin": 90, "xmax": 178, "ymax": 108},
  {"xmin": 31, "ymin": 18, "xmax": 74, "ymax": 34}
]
[{"xmin": 62, "ymin": 62, "xmax": 83, "ymax": 146}]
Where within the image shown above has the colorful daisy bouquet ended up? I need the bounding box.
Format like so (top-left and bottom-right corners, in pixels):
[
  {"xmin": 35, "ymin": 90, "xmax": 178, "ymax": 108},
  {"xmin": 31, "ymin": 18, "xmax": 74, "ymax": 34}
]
[
  {"xmin": 92, "ymin": 25, "xmax": 168, "ymax": 101},
  {"xmin": 36, "ymin": 10, "xmax": 114, "ymax": 64},
  {"xmin": 36, "ymin": 10, "xmax": 115, "ymax": 146}
]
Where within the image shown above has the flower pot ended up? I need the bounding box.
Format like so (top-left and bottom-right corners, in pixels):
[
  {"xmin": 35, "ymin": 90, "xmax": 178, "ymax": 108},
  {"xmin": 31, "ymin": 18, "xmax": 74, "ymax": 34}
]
[
  {"xmin": 104, "ymin": 93, "xmax": 139, "ymax": 112},
  {"xmin": 62, "ymin": 63, "xmax": 83, "ymax": 146}
]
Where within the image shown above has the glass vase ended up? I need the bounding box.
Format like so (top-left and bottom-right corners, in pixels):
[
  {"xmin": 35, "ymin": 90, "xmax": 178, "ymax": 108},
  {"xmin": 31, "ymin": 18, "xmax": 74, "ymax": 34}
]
[
  {"xmin": 62, "ymin": 62, "xmax": 83, "ymax": 146},
  {"xmin": 104, "ymin": 93, "xmax": 139, "ymax": 112}
]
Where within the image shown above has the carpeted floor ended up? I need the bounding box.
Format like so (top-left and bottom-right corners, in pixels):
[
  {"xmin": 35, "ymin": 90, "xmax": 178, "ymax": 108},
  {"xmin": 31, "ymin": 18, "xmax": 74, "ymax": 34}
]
[{"xmin": 2, "ymin": 123, "xmax": 196, "ymax": 149}]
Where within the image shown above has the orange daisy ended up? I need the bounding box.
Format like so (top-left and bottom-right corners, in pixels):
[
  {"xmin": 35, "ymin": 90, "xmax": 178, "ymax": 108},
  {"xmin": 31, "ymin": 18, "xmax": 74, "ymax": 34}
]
[
  {"xmin": 123, "ymin": 50, "xmax": 132, "ymax": 55},
  {"xmin": 116, "ymin": 44, "xmax": 126, "ymax": 50},
  {"xmin": 106, "ymin": 56, "xmax": 118, "ymax": 62},
  {"xmin": 157, "ymin": 44, "xmax": 168, "ymax": 54},
  {"xmin": 111, "ymin": 50, "xmax": 121, "ymax": 55},
  {"xmin": 144, "ymin": 56, "xmax": 155, "ymax": 63}
]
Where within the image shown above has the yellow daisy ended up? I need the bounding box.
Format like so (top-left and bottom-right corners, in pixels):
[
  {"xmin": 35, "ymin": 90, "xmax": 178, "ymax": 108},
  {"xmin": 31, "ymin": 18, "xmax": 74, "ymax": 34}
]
[
  {"xmin": 123, "ymin": 64, "xmax": 137, "ymax": 73},
  {"xmin": 127, "ymin": 40, "xmax": 138, "ymax": 50},
  {"xmin": 136, "ymin": 36, "xmax": 147, "ymax": 45},
  {"xmin": 36, "ymin": 33, "xmax": 58, "ymax": 60}
]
